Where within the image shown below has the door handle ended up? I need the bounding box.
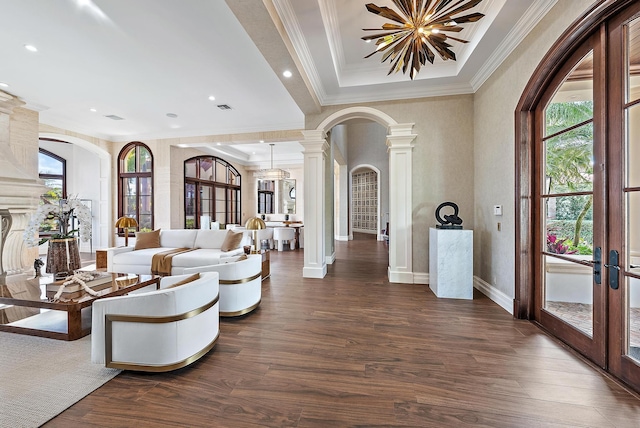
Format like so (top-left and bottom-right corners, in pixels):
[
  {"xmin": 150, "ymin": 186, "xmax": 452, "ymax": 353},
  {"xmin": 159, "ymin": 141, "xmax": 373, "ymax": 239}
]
[
  {"xmin": 591, "ymin": 247, "xmax": 602, "ymax": 285},
  {"xmin": 604, "ymin": 250, "xmax": 620, "ymax": 290}
]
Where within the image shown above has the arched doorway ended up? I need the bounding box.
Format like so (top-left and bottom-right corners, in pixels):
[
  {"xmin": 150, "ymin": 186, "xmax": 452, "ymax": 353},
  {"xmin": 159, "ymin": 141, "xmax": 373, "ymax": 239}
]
[
  {"xmin": 39, "ymin": 133, "xmax": 112, "ymax": 251},
  {"xmin": 349, "ymin": 164, "xmax": 382, "ymax": 241},
  {"xmin": 300, "ymin": 107, "xmax": 416, "ymax": 283},
  {"xmin": 516, "ymin": 0, "xmax": 640, "ymax": 390}
]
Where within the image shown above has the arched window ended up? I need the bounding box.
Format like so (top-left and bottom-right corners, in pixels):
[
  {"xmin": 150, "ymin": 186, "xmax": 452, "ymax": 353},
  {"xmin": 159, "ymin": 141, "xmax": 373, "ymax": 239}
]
[
  {"xmin": 38, "ymin": 148, "xmax": 67, "ymax": 234},
  {"xmin": 39, "ymin": 148, "xmax": 66, "ymax": 202},
  {"xmin": 118, "ymin": 142, "xmax": 153, "ymax": 233},
  {"xmin": 184, "ymin": 156, "xmax": 241, "ymax": 228}
]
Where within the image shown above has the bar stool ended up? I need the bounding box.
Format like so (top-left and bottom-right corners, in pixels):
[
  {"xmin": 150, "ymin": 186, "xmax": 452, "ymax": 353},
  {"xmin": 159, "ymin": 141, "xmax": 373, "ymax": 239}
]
[{"xmin": 273, "ymin": 227, "xmax": 295, "ymax": 251}]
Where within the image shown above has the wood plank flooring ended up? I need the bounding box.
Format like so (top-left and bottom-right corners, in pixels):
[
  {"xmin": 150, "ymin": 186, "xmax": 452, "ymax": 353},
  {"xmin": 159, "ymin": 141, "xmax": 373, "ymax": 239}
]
[{"xmin": 45, "ymin": 235, "xmax": 640, "ymax": 427}]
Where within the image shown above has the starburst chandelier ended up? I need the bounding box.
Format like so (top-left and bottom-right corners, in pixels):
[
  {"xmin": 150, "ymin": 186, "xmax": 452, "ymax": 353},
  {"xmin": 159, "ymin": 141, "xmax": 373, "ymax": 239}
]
[{"xmin": 362, "ymin": 0, "xmax": 485, "ymax": 79}]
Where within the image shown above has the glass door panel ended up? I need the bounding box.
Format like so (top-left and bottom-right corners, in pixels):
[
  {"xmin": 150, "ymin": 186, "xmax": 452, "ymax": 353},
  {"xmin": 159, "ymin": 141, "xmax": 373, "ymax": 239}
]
[
  {"xmin": 623, "ymin": 28, "xmax": 640, "ymax": 363},
  {"xmin": 607, "ymin": 6, "xmax": 640, "ymax": 389},
  {"xmin": 540, "ymin": 49, "xmax": 598, "ymax": 346}
]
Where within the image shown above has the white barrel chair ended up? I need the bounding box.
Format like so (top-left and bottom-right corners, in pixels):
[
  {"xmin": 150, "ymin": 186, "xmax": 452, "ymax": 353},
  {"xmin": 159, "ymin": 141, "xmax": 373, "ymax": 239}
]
[
  {"xmin": 91, "ymin": 272, "xmax": 220, "ymax": 372},
  {"xmin": 273, "ymin": 227, "xmax": 295, "ymax": 251},
  {"xmin": 184, "ymin": 254, "xmax": 262, "ymax": 317}
]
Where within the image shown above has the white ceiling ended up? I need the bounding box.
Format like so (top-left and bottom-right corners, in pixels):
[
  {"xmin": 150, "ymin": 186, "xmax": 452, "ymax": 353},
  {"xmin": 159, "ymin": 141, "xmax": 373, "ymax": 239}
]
[{"xmin": 0, "ymin": 0, "xmax": 557, "ymax": 166}]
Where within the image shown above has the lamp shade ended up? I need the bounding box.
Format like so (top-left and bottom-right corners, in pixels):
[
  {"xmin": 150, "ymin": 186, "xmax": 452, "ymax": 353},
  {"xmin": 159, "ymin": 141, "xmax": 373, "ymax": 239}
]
[
  {"xmin": 115, "ymin": 216, "xmax": 138, "ymax": 229},
  {"xmin": 245, "ymin": 217, "xmax": 266, "ymax": 230}
]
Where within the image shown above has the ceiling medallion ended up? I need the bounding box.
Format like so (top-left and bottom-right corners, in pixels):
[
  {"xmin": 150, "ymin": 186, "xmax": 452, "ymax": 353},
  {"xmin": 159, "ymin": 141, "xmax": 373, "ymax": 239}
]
[{"xmin": 362, "ymin": 0, "xmax": 485, "ymax": 79}]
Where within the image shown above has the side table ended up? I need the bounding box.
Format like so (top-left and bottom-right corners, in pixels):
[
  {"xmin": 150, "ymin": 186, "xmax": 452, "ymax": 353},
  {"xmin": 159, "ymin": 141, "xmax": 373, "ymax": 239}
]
[
  {"xmin": 95, "ymin": 249, "xmax": 108, "ymax": 270},
  {"xmin": 261, "ymin": 249, "xmax": 270, "ymax": 279}
]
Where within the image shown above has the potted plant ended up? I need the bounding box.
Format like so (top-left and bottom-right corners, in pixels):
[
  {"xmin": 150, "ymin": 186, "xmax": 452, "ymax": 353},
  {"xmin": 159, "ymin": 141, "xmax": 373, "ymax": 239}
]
[{"xmin": 23, "ymin": 197, "xmax": 92, "ymax": 278}]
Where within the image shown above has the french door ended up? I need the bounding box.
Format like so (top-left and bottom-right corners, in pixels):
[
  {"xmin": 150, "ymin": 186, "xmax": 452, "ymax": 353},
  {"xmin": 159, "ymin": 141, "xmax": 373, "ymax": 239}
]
[{"xmin": 535, "ymin": 3, "xmax": 640, "ymax": 390}]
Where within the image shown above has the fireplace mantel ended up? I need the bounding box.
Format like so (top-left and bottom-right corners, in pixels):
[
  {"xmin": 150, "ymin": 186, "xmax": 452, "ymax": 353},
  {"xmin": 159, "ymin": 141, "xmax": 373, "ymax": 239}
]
[{"xmin": 0, "ymin": 90, "xmax": 44, "ymax": 283}]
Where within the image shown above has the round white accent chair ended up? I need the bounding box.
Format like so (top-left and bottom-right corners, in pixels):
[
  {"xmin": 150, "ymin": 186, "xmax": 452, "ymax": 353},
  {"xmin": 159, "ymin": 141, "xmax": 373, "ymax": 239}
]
[
  {"xmin": 184, "ymin": 254, "xmax": 262, "ymax": 317},
  {"xmin": 273, "ymin": 227, "xmax": 295, "ymax": 251},
  {"xmin": 91, "ymin": 271, "xmax": 220, "ymax": 372}
]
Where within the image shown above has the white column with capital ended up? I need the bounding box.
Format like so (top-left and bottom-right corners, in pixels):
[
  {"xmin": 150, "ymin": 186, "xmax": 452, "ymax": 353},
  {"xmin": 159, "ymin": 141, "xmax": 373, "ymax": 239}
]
[
  {"xmin": 301, "ymin": 130, "xmax": 329, "ymax": 278},
  {"xmin": 387, "ymin": 124, "xmax": 416, "ymax": 283}
]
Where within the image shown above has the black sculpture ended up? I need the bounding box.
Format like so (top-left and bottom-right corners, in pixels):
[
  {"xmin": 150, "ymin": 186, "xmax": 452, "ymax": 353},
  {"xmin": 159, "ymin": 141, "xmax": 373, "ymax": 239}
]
[
  {"xmin": 33, "ymin": 257, "xmax": 44, "ymax": 278},
  {"xmin": 435, "ymin": 202, "xmax": 463, "ymax": 229}
]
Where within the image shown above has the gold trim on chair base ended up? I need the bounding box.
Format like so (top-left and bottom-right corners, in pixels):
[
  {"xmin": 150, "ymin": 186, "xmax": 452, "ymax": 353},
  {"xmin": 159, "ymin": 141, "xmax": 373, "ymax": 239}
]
[
  {"xmin": 104, "ymin": 294, "xmax": 219, "ymax": 372},
  {"xmin": 106, "ymin": 332, "xmax": 219, "ymax": 372},
  {"xmin": 220, "ymin": 299, "xmax": 261, "ymax": 317}
]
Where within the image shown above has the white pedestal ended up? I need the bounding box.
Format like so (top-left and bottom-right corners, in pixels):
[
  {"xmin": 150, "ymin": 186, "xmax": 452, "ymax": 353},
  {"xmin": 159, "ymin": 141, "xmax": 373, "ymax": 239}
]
[{"xmin": 429, "ymin": 227, "xmax": 473, "ymax": 299}]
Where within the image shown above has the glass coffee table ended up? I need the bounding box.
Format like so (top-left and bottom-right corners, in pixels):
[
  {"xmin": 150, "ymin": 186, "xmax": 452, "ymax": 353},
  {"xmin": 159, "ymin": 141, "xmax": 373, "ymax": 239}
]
[{"xmin": 0, "ymin": 273, "xmax": 159, "ymax": 340}]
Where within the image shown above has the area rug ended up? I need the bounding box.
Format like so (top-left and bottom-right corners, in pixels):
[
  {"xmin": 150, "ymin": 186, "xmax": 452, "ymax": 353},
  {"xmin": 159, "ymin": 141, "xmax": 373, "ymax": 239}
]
[{"xmin": 0, "ymin": 332, "xmax": 120, "ymax": 428}]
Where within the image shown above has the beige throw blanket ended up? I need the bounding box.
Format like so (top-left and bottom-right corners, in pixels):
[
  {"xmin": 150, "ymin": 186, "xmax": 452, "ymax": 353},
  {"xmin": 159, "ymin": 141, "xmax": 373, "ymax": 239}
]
[{"xmin": 151, "ymin": 248, "xmax": 195, "ymax": 276}]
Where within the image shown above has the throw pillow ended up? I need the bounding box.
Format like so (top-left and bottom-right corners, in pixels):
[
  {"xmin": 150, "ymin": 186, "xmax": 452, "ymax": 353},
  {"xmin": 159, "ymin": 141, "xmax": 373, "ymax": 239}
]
[
  {"xmin": 220, "ymin": 230, "xmax": 243, "ymax": 252},
  {"xmin": 134, "ymin": 229, "xmax": 161, "ymax": 250},
  {"xmin": 166, "ymin": 273, "xmax": 200, "ymax": 289}
]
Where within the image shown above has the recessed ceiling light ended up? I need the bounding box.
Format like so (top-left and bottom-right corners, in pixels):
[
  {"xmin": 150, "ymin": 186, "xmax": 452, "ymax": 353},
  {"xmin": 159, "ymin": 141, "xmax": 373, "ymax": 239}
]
[
  {"xmin": 0, "ymin": 82, "xmax": 8, "ymax": 88},
  {"xmin": 89, "ymin": 108, "xmax": 97, "ymax": 112},
  {"xmin": 282, "ymin": 70, "xmax": 292, "ymax": 78},
  {"xmin": 259, "ymin": 140, "xmax": 265, "ymax": 143},
  {"xmin": 169, "ymin": 124, "xmax": 181, "ymax": 129},
  {"xmin": 216, "ymin": 143, "xmax": 221, "ymax": 146},
  {"xmin": 24, "ymin": 44, "xmax": 38, "ymax": 52},
  {"xmin": 166, "ymin": 113, "xmax": 178, "ymax": 118},
  {"xmin": 208, "ymin": 95, "xmax": 216, "ymax": 101}
]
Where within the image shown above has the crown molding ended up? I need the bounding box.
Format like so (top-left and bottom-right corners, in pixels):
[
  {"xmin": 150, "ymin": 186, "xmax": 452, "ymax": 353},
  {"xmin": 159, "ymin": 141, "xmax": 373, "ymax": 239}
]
[
  {"xmin": 471, "ymin": 0, "xmax": 559, "ymax": 90},
  {"xmin": 272, "ymin": 0, "xmax": 329, "ymax": 104}
]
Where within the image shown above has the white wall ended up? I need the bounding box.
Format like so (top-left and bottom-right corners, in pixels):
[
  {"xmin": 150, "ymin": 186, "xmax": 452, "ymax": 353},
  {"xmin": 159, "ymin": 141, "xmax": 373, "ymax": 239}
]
[{"xmin": 473, "ymin": 0, "xmax": 595, "ymax": 299}]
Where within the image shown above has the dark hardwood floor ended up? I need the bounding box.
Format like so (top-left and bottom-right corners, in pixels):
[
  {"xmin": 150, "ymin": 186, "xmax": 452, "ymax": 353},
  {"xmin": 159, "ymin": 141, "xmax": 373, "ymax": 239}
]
[{"xmin": 46, "ymin": 236, "xmax": 640, "ymax": 427}]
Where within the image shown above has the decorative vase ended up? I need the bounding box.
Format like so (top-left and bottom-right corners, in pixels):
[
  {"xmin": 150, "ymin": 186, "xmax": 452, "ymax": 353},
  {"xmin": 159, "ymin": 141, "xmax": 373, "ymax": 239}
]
[
  {"xmin": 46, "ymin": 237, "xmax": 81, "ymax": 279},
  {"xmin": 261, "ymin": 214, "xmax": 265, "ymax": 220},
  {"xmin": 285, "ymin": 214, "xmax": 289, "ymax": 221}
]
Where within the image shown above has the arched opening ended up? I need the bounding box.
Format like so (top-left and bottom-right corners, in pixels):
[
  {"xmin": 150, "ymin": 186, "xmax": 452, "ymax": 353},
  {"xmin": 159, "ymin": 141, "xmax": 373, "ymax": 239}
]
[
  {"xmin": 302, "ymin": 107, "xmax": 416, "ymax": 283},
  {"xmin": 38, "ymin": 133, "xmax": 111, "ymax": 251},
  {"xmin": 349, "ymin": 164, "xmax": 382, "ymax": 241}
]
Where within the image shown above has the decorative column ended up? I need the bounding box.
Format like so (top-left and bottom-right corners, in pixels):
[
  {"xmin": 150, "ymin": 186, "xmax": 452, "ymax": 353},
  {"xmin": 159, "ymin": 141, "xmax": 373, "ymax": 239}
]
[
  {"xmin": 301, "ymin": 130, "xmax": 329, "ymax": 278},
  {"xmin": 387, "ymin": 123, "xmax": 416, "ymax": 283}
]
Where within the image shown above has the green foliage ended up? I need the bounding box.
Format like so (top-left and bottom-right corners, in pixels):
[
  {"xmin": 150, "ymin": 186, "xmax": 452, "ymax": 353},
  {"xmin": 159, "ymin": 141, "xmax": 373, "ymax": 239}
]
[
  {"xmin": 547, "ymin": 220, "xmax": 593, "ymax": 255},
  {"xmin": 554, "ymin": 195, "xmax": 593, "ymax": 221}
]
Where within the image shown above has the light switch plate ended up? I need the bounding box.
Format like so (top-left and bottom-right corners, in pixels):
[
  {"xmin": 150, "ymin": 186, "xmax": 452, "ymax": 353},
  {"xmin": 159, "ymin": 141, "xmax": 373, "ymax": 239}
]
[{"xmin": 494, "ymin": 205, "xmax": 503, "ymax": 216}]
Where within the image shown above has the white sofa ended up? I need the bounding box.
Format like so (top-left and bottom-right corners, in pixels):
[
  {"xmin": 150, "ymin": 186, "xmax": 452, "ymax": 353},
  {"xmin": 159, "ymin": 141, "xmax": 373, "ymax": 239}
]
[
  {"xmin": 106, "ymin": 229, "xmax": 251, "ymax": 275},
  {"xmin": 91, "ymin": 272, "xmax": 220, "ymax": 372},
  {"xmin": 184, "ymin": 254, "xmax": 262, "ymax": 317}
]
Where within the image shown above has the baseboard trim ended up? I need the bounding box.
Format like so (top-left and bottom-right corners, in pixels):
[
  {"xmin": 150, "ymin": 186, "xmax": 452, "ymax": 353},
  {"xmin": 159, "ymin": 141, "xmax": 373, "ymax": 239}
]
[
  {"xmin": 303, "ymin": 265, "xmax": 327, "ymax": 279},
  {"xmin": 388, "ymin": 267, "xmax": 414, "ymax": 284},
  {"xmin": 417, "ymin": 272, "xmax": 513, "ymax": 314},
  {"xmin": 326, "ymin": 252, "xmax": 336, "ymax": 265},
  {"xmin": 413, "ymin": 272, "xmax": 429, "ymax": 284},
  {"xmin": 335, "ymin": 235, "xmax": 349, "ymax": 241},
  {"xmin": 473, "ymin": 276, "xmax": 513, "ymax": 315}
]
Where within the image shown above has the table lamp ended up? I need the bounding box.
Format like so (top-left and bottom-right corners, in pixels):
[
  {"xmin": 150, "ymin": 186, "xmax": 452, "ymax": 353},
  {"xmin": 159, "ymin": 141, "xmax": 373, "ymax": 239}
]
[
  {"xmin": 115, "ymin": 216, "xmax": 138, "ymax": 247},
  {"xmin": 245, "ymin": 217, "xmax": 266, "ymax": 253}
]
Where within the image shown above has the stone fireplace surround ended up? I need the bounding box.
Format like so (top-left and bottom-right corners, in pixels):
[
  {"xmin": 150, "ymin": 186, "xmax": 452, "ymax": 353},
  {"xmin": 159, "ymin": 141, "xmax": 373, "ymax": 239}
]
[{"xmin": 0, "ymin": 90, "xmax": 44, "ymax": 284}]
